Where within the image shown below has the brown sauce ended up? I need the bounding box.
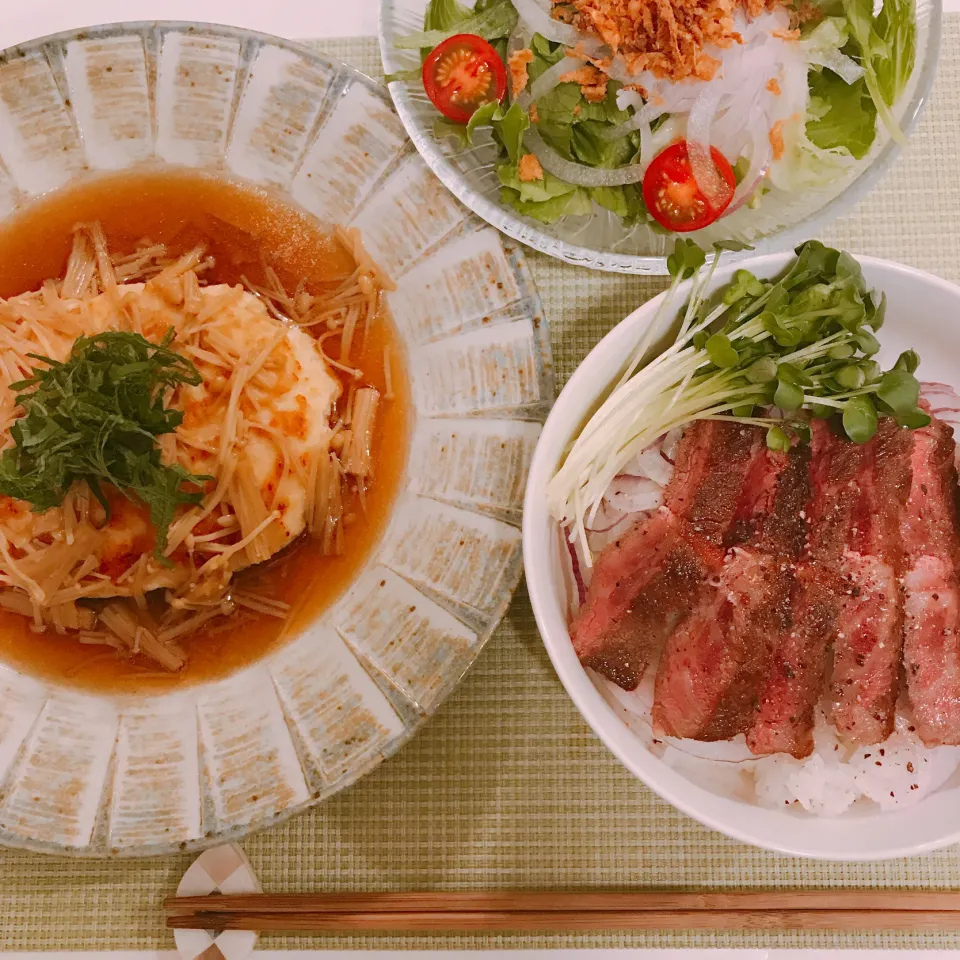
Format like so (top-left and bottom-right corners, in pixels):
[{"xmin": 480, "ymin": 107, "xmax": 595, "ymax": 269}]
[{"xmin": 0, "ymin": 167, "xmax": 410, "ymax": 693}]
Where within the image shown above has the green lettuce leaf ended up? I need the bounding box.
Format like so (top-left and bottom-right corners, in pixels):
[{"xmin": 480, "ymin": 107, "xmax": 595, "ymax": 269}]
[
  {"xmin": 395, "ymin": 0, "xmax": 518, "ymax": 48},
  {"xmin": 800, "ymin": 15, "xmax": 850, "ymax": 49},
  {"xmin": 589, "ymin": 184, "xmax": 647, "ymax": 222},
  {"xmin": 537, "ymin": 119, "xmax": 574, "ymax": 158},
  {"xmin": 466, "ymin": 100, "xmax": 530, "ymax": 162},
  {"xmin": 535, "ymin": 82, "xmax": 584, "ymax": 127},
  {"xmin": 589, "ymin": 185, "xmax": 629, "ymax": 217},
  {"xmin": 531, "ymin": 32, "xmax": 566, "ymax": 65},
  {"xmin": 841, "ymin": 0, "xmax": 916, "ymax": 143},
  {"xmin": 571, "ymin": 119, "xmax": 638, "ymax": 168},
  {"xmin": 501, "ymin": 184, "xmax": 593, "ymax": 223},
  {"xmin": 433, "ymin": 117, "xmax": 471, "ymax": 149},
  {"xmin": 465, "ymin": 99, "xmax": 501, "ymax": 140},
  {"xmin": 871, "ymin": 0, "xmax": 916, "ymax": 106},
  {"xmin": 768, "ymin": 112, "xmax": 857, "ymax": 193},
  {"xmin": 494, "ymin": 102, "xmax": 531, "ymax": 163},
  {"xmin": 423, "ymin": 0, "xmax": 472, "ymax": 31},
  {"xmin": 498, "ymin": 160, "xmax": 578, "ymax": 202},
  {"xmin": 575, "ymin": 84, "xmax": 631, "ymax": 124},
  {"xmin": 806, "ymin": 69, "xmax": 877, "ymax": 160}
]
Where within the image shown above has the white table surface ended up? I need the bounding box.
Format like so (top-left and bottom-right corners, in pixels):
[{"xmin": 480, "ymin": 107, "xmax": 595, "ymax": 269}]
[
  {"xmin": 0, "ymin": 0, "xmax": 956, "ymax": 48},
  {"xmin": 0, "ymin": 0, "xmax": 958, "ymax": 956},
  {"xmin": 0, "ymin": 0, "xmax": 377, "ymax": 48}
]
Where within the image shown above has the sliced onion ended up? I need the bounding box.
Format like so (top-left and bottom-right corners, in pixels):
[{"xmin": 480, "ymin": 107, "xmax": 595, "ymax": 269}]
[
  {"xmin": 527, "ymin": 128, "xmax": 646, "ymax": 185},
  {"xmin": 529, "ymin": 56, "xmax": 577, "ymax": 101},
  {"xmin": 600, "ymin": 102, "xmax": 664, "ymax": 140},
  {"xmin": 632, "ymin": 445, "xmax": 674, "ymax": 486},
  {"xmin": 616, "ymin": 87, "xmax": 644, "ymax": 112},
  {"xmin": 507, "ymin": 24, "xmax": 532, "ymax": 60},
  {"xmin": 806, "ymin": 50, "xmax": 865, "ymax": 85},
  {"xmin": 650, "ymin": 115, "xmax": 681, "ymax": 156},
  {"xmin": 725, "ymin": 124, "xmax": 771, "ymax": 215},
  {"xmin": 638, "ymin": 119, "xmax": 653, "ymax": 167},
  {"xmin": 685, "ymin": 87, "xmax": 732, "ymax": 207},
  {"xmin": 724, "ymin": 101, "xmax": 772, "ymax": 213},
  {"xmin": 724, "ymin": 166, "xmax": 768, "ymax": 216},
  {"xmin": 509, "ymin": 0, "xmax": 578, "ymax": 43},
  {"xmin": 509, "ymin": 0, "xmax": 607, "ymax": 56}
]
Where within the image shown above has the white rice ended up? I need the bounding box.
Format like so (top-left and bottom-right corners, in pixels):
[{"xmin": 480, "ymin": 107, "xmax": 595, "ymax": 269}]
[
  {"xmin": 754, "ymin": 712, "xmax": 960, "ymax": 815},
  {"xmin": 596, "ymin": 669, "xmax": 960, "ymax": 816}
]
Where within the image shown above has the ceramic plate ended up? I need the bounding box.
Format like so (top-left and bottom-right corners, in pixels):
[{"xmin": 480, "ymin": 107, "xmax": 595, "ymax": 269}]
[{"xmin": 0, "ymin": 22, "xmax": 552, "ymax": 857}]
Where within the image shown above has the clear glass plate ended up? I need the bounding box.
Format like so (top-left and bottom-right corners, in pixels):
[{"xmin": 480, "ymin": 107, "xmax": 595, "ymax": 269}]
[{"xmin": 379, "ymin": 0, "xmax": 942, "ymax": 274}]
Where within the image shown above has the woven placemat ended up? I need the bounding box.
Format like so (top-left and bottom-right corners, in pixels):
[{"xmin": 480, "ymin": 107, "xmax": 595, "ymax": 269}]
[{"xmin": 1, "ymin": 22, "xmax": 959, "ymax": 953}]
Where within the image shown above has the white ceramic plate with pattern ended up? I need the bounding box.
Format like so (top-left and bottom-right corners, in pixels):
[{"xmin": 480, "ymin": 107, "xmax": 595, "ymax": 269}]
[{"xmin": 0, "ymin": 22, "xmax": 552, "ymax": 856}]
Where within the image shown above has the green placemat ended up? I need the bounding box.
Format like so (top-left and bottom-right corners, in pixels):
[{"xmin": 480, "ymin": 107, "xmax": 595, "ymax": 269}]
[{"xmin": 2, "ymin": 22, "xmax": 960, "ymax": 953}]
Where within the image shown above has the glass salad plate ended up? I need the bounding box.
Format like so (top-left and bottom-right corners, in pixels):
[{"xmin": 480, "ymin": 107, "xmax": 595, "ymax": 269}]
[
  {"xmin": 0, "ymin": 22, "xmax": 552, "ymax": 857},
  {"xmin": 379, "ymin": 0, "xmax": 942, "ymax": 275}
]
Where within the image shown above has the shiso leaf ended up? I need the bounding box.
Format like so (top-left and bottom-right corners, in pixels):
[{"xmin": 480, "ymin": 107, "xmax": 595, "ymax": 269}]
[{"xmin": 0, "ymin": 330, "xmax": 212, "ymax": 561}]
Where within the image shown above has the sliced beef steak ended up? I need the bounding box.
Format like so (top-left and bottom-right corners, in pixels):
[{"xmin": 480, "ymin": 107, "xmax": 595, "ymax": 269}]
[
  {"xmin": 829, "ymin": 554, "xmax": 903, "ymax": 744},
  {"xmin": 654, "ymin": 445, "xmax": 808, "ymax": 740},
  {"xmin": 572, "ymin": 420, "xmax": 764, "ymax": 690},
  {"xmin": 901, "ymin": 416, "xmax": 960, "ymax": 746},
  {"xmin": 653, "ymin": 548, "xmax": 793, "ymax": 739},
  {"xmin": 829, "ymin": 418, "xmax": 912, "ymax": 745},
  {"xmin": 663, "ymin": 420, "xmax": 766, "ymax": 544},
  {"xmin": 747, "ymin": 421, "xmax": 857, "ymax": 758},
  {"xmin": 571, "ymin": 508, "xmax": 711, "ymax": 689},
  {"xmin": 804, "ymin": 419, "xmax": 873, "ymax": 568},
  {"xmin": 746, "ymin": 418, "xmax": 914, "ymax": 756},
  {"xmin": 746, "ymin": 570, "xmax": 838, "ymax": 757}
]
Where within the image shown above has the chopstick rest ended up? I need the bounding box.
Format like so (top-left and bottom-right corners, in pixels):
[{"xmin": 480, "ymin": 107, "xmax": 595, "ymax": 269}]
[{"xmin": 172, "ymin": 844, "xmax": 262, "ymax": 960}]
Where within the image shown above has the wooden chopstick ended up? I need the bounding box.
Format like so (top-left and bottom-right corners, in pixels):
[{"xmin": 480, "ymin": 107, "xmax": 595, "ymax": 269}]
[
  {"xmin": 164, "ymin": 890, "xmax": 960, "ymax": 932},
  {"xmin": 165, "ymin": 909, "xmax": 960, "ymax": 933}
]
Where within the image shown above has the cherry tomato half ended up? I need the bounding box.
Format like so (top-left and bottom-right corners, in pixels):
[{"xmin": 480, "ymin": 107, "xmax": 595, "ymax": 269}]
[
  {"xmin": 642, "ymin": 141, "xmax": 736, "ymax": 233},
  {"xmin": 422, "ymin": 34, "xmax": 507, "ymax": 125}
]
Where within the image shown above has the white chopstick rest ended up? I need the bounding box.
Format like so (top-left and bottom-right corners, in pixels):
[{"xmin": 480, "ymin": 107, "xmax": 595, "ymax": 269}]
[{"xmin": 174, "ymin": 844, "xmax": 261, "ymax": 960}]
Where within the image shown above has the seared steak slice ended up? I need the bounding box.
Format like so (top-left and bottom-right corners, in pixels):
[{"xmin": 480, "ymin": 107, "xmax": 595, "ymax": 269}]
[
  {"xmin": 901, "ymin": 416, "xmax": 960, "ymax": 746},
  {"xmin": 664, "ymin": 420, "xmax": 766, "ymax": 544},
  {"xmin": 900, "ymin": 414, "xmax": 960, "ymax": 560},
  {"xmin": 654, "ymin": 445, "xmax": 808, "ymax": 740},
  {"xmin": 804, "ymin": 419, "xmax": 872, "ymax": 568},
  {"xmin": 746, "ymin": 570, "xmax": 837, "ymax": 758},
  {"xmin": 571, "ymin": 508, "xmax": 714, "ymax": 689},
  {"xmin": 653, "ymin": 549, "xmax": 793, "ymax": 739},
  {"xmin": 829, "ymin": 554, "xmax": 903, "ymax": 744},
  {"xmin": 747, "ymin": 421, "xmax": 858, "ymax": 758},
  {"xmin": 572, "ymin": 420, "xmax": 765, "ymax": 691},
  {"xmin": 748, "ymin": 419, "xmax": 913, "ymax": 755},
  {"xmin": 829, "ymin": 419, "xmax": 912, "ymax": 744}
]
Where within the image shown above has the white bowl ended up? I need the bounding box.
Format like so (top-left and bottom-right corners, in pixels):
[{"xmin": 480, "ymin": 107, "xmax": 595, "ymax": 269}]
[{"xmin": 523, "ymin": 250, "xmax": 960, "ymax": 860}]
